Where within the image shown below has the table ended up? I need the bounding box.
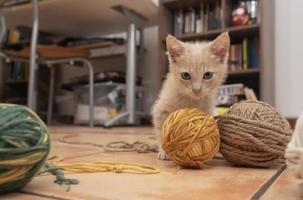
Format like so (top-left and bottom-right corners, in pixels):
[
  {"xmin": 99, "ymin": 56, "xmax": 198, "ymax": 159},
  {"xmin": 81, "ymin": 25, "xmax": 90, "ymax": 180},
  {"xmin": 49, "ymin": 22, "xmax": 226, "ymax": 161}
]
[{"xmin": 0, "ymin": 0, "xmax": 158, "ymax": 126}]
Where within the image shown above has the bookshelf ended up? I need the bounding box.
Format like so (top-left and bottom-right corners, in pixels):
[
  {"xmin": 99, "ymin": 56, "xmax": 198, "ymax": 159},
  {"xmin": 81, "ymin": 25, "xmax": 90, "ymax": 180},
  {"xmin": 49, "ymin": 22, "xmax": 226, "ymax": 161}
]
[
  {"xmin": 175, "ymin": 24, "xmax": 259, "ymax": 40},
  {"xmin": 1, "ymin": 60, "xmax": 29, "ymax": 105},
  {"xmin": 162, "ymin": 0, "xmax": 263, "ymax": 99}
]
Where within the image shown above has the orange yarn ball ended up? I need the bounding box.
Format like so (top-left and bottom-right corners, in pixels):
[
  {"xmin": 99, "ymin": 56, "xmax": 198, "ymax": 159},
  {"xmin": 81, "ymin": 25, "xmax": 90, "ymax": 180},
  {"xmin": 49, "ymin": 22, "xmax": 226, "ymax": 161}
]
[{"xmin": 162, "ymin": 108, "xmax": 220, "ymax": 168}]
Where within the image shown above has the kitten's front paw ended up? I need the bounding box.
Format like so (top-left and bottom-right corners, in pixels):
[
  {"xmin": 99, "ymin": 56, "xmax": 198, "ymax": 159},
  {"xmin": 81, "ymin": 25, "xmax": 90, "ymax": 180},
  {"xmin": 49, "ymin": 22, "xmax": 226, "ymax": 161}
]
[{"xmin": 157, "ymin": 149, "xmax": 170, "ymax": 160}]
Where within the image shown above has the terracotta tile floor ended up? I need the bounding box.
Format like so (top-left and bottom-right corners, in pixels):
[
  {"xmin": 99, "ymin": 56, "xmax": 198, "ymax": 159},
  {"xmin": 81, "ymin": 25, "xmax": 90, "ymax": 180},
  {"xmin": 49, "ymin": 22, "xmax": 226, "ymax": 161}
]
[
  {"xmin": 0, "ymin": 126, "xmax": 301, "ymax": 200},
  {"xmin": 261, "ymin": 169, "xmax": 303, "ymax": 200}
]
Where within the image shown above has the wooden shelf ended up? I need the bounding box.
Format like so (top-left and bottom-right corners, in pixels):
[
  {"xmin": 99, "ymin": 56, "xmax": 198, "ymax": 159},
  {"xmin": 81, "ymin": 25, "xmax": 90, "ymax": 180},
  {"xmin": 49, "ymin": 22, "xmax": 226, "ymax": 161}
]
[
  {"xmin": 89, "ymin": 45, "xmax": 126, "ymax": 58},
  {"xmin": 163, "ymin": 0, "xmax": 211, "ymax": 10},
  {"xmin": 228, "ymin": 69, "xmax": 259, "ymax": 76},
  {"xmin": 174, "ymin": 24, "xmax": 260, "ymax": 41}
]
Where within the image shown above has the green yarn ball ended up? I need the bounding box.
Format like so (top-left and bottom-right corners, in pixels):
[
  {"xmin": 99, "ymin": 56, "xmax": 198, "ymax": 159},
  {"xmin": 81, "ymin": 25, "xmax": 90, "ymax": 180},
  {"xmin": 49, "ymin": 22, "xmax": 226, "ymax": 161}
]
[{"xmin": 0, "ymin": 104, "xmax": 50, "ymax": 194}]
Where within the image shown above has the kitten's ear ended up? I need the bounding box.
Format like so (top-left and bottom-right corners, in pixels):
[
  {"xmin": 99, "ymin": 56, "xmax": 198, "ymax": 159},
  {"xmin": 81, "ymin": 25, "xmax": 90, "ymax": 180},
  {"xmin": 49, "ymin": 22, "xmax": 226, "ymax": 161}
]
[
  {"xmin": 210, "ymin": 32, "xmax": 230, "ymax": 63},
  {"xmin": 166, "ymin": 35, "xmax": 185, "ymax": 62}
]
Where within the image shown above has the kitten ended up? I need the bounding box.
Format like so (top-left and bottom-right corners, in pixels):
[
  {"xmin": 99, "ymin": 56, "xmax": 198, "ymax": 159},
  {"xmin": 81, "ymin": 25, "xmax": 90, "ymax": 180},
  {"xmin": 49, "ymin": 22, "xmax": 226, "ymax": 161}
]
[{"xmin": 152, "ymin": 32, "xmax": 230, "ymax": 160}]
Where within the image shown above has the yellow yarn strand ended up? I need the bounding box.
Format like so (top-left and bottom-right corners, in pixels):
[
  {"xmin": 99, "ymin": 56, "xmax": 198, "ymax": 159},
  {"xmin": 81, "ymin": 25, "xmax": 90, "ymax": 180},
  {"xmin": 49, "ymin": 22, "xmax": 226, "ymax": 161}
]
[
  {"xmin": 162, "ymin": 108, "xmax": 220, "ymax": 168},
  {"xmin": 46, "ymin": 156, "xmax": 160, "ymax": 174}
]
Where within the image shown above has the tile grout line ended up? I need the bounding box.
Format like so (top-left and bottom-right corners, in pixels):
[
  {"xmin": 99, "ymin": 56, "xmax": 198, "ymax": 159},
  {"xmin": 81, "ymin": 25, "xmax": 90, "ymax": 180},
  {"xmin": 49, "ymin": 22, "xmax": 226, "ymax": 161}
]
[
  {"xmin": 19, "ymin": 190, "xmax": 73, "ymax": 200},
  {"xmin": 250, "ymin": 164, "xmax": 287, "ymax": 200}
]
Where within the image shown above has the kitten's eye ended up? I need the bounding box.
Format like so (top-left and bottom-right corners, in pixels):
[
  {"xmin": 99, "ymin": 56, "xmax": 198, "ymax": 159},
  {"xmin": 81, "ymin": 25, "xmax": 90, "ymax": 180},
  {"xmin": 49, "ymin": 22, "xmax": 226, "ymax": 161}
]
[
  {"xmin": 181, "ymin": 72, "xmax": 191, "ymax": 80},
  {"xmin": 203, "ymin": 72, "xmax": 213, "ymax": 80}
]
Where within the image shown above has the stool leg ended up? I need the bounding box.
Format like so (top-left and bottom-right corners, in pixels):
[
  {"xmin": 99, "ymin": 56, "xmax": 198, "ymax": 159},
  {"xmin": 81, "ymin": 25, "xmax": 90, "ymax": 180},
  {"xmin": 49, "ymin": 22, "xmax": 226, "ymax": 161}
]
[{"xmin": 47, "ymin": 66, "xmax": 55, "ymax": 125}]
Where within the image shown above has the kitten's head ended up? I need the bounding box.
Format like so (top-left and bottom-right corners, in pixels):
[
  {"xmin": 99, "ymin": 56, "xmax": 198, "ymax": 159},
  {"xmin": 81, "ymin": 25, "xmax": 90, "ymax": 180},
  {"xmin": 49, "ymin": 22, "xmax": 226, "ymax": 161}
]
[{"xmin": 166, "ymin": 32, "xmax": 230, "ymax": 99}]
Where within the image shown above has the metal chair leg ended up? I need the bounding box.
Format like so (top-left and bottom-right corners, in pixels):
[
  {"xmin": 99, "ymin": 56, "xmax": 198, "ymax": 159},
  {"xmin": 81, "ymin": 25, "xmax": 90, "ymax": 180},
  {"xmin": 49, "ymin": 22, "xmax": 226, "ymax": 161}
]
[
  {"xmin": 0, "ymin": 11, "xmax": 6, "ymax": 48},
  {"xmin": 43, "ymin": 58, "xmax": 94, "ymax": 127},
  {"xmin": 81, "ymin": 59, "xmax": 94, "ymax": 127},
  {"xmin": 47, "ymin": 66, "xmax": 55, "ymax": 125},
  {"xmin": 27, "ymin": 0, "xmax": 39, "ymax": 111},
  {"xmin": 126, "ymin": 23, "xmax": 137, "ymax": 124}
]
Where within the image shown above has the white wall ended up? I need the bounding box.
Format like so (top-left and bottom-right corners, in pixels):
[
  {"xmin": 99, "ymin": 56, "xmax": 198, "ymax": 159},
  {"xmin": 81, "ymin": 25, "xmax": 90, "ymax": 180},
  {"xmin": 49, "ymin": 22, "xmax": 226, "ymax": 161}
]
[
  {"xmin": 142, "ymin": 26, "xmax": 161, "ymax": 114},
  {"xmin": 275, "ymin": 0, "xmax": 303, "ymax": 117}
]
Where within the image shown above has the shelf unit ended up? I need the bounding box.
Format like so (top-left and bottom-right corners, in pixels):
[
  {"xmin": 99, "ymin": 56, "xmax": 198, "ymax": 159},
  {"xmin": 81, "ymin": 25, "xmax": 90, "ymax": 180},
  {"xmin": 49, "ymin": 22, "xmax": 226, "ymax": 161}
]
[
  {"xmin": 174, "ymin": 24, "xmax": 259, "ymax": 40},
  {"xmin": 162, "ymin": 0, "xmax": 263, "ymax": 99}
]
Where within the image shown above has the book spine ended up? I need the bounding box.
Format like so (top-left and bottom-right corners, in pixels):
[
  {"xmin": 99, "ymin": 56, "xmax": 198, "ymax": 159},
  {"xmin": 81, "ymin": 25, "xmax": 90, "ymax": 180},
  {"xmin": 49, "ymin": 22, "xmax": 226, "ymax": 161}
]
[
  {"xmin": 204, "ymin": 3, "xmax": 209, "ymax": 32},
  {"xmin": 173, "ymin": 10, "xmax": 178, "ymax": 35},
  {"xmin": 216, "ymin": 1, "xmax": 221, "ymax": 29},
  {"xmin": 235, "ymin": 45, "xmax": 239, "ymax": 71},
  {"xmin": 221, "ymin": 0, "xmax": 226, "ymax": 28},
  {"xmin": 184, "ymin": 11, "xmax": 191, "ymax": 34},
  {"xmin": 238, "ymin": 44, "xmax": 242, "ymax": 71},
  {"xmin": 242, "ymin": 38, "xmax": 248, "ymax": 70},
  {"xmin": 248, "ymin": 38, "xmax": 259, "ymax": 68},
  {"xmin": 16, "ymin": 61, "xmax": 22, "ymax": 80},
  {"xmin": 231, "ymin": 45, "xmax": 237, "ymax": 71},
  {"xmin": 179, "ymin": 10, "xmax": 184, "ymax": 35},
  {"xmin": 190, "ymin": 7, "xmax": 195, "ymax": 33},
  {"xmin": 200, "ymin": 3, "xmax": 204, "ymax": 32},
  {"xmin": 195, "ymin": 11, "xmax": 202, "ymax": 33},
  {"xmin": 209, "ymin": 10, "xmax": 213, "ymax": 30},
  {"xmin": 10, "ymin": 62, "xmax": 14, "ymax": 80}
]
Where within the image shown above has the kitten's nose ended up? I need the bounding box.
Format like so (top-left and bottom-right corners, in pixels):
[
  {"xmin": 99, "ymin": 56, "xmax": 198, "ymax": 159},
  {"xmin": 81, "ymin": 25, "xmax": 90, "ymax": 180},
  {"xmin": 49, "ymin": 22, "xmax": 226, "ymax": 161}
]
[
  {"xmin": 192, "ymin": 88, "xmax": 202, "ymax": 94},
  {"xmin": 192, "ymin": 84, "xmax": 202, "ymax": 94}
]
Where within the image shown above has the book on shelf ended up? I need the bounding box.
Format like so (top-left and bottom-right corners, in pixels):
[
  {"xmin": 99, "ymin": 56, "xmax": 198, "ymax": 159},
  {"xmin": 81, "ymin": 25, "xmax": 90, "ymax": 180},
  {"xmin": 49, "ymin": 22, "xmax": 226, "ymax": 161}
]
[
  {"xmin": 173, "ymin": 10, "xmax": 184, "ymax": 35},
  {"xmin": 171, "ymin": 0, "xmax": 260, "ymax": 36},
  {"xmin": 173, "ymin": 0, "xmax": 225, "ymax": 35},
  {"xmin": 9, "ymin": 61, "xmax": 29, "ymax": 81},
  {"xmin": 228, "ymin": 38, "xmax": 259, "ymax": 72},
  {"xmin": 184, "ymin": 10, "xmax": 191, "ymax": 34},
  {"xmin": 242, "ymin": 38, "xmax": 248, "ymax": 70},
  {"xmin": 190, "ymin": 7, "xmax": 196, "ymax": 33},
  {"xmin": 248, "ymin": 38, "xmax": 259, "ymax": 68}
]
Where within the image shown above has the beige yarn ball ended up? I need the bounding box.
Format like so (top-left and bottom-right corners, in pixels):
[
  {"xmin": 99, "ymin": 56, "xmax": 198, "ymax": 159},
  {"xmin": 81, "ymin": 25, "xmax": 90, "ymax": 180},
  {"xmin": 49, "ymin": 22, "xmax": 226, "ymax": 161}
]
[
  {"xmin": 216, "ymin": 100, "xmax": 293, "ymax": 168},
  {"xmin": 162, "ymin": 108, "xmax": 220, "ymax": 168}
]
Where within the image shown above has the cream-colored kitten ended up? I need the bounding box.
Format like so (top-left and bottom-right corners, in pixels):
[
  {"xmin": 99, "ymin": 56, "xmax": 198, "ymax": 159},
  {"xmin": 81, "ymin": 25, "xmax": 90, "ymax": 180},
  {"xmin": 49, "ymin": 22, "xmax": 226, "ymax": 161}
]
[{"xmin": 152, "ymin": 32, "xmax": 230, "ymax": 160}]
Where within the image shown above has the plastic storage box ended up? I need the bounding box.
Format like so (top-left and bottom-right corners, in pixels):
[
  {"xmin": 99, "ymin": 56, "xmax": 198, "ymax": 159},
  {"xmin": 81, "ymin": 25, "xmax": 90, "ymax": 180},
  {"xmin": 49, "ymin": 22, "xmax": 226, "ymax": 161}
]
[{"xmin": 73, "ymin": 81, "xmax": 142, "ymax": 125}]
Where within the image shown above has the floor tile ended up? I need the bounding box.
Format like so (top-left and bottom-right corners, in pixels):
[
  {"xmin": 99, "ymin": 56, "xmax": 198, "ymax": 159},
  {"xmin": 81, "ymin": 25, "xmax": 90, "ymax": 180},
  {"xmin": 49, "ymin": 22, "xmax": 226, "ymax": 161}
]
[{"xmin": 1, "ymin": 126, "xmax": 282, "ymax": 200}]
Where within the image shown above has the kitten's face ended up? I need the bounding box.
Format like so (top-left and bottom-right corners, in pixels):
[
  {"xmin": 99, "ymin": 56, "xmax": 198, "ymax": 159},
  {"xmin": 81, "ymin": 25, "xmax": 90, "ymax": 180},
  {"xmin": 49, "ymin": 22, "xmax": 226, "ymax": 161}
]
[{"xmin": 166, "ymin": 33, "xmax": 230, "ymax": 99}]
